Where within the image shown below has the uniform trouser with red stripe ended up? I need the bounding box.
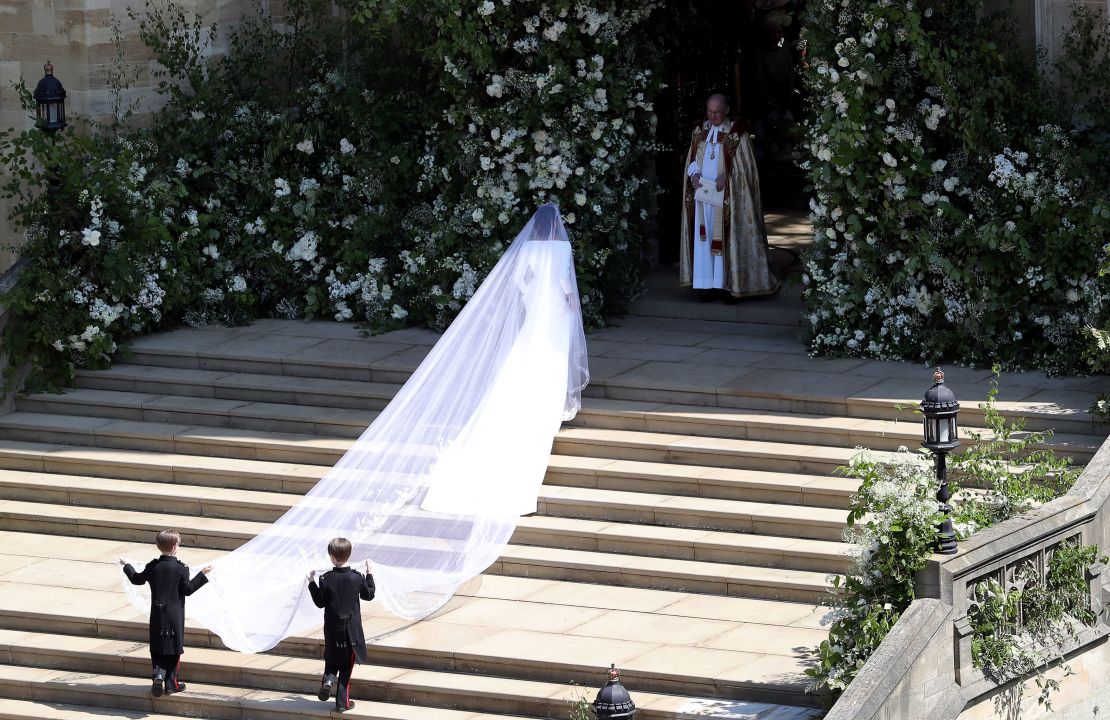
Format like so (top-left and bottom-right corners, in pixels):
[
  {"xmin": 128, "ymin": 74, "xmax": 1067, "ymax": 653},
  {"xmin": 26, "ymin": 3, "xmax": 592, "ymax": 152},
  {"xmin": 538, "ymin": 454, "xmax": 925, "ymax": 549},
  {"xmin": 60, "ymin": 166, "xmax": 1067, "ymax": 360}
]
[
  {"xmin": 151, "ymin": 653, "xmax": 181, "ymax": 690},
  {"xmin": 324, "ymin": 652, "xmax": 355, "ymax": 709}
]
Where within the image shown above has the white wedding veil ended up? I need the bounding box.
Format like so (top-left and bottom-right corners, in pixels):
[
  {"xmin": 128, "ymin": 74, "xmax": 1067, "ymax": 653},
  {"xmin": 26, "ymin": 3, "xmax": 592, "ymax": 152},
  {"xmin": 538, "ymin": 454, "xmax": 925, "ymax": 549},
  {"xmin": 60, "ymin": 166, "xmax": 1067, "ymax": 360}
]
[{"xmin": 120, "ymin": 204, "xmax": 589, "ymax": 653}]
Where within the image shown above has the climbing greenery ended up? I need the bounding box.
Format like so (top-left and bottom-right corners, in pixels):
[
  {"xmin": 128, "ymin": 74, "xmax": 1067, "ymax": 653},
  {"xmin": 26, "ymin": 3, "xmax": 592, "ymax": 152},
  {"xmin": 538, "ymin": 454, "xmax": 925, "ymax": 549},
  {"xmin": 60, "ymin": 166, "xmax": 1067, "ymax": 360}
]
[
  {"xmin": 801, "ymin": 0, "xmax": 1110, "ymax": 375},
  {"xmin": 807, "ymin": 375, "xmax": 1084, "ymax": 703},
  {"xmin": 968, "ymin": 540, "xmax": 1106, "ymax": 710}
]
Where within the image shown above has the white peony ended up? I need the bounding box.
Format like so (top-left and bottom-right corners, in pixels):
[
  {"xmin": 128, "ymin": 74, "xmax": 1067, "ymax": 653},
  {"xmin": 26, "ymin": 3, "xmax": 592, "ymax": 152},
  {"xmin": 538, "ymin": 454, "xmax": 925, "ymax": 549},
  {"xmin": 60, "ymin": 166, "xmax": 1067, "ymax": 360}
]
[
  {"xmin": 339, "ymin": 138, "xmax": 356, "ymax": 155},
  {"xmin": 81, "ymin": 228, "xmax": 101, "ymax": 247},
  {"xmin": 295, "ymin": 139, "xmax": 315, "ymax": 154}
]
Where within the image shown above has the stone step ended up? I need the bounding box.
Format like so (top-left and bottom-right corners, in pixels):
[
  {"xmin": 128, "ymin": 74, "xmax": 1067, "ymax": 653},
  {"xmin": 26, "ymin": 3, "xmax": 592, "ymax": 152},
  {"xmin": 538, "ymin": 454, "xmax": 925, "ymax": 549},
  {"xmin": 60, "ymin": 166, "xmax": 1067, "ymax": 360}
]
[
  {"xmin": 0, "ymin": 664, "xmax": 535, "ymax": 720},
  {"xmin": 0, "ymin": 501, "xmax": 832, "ymax": 602},
  {"xmin": 71, "ymin": 368, "xmax": 1101, "ymax": 462},
  {"xmin": 0, "ymin": 425, "xmax": 859, "ymax": 511},
  {"xmin": 0, "ymin": 630, "xmax": 822, "ymax": 720},
  {"xmin": 115, "ymin": 321, "xmax": 1110, "ymax": 434},
  {"xmin": 0, "ymin": 532, "xmax": 827, "ymax": 708},
  {"xmin": 0, "ymin": 472, "xmax": 851, "ymax": 571},
  {"xmin": 0, "ymin": 409, "xmax": 866, "ymax": 480},
  {"xmin": 575, "ymin": 399, "xmax": 1100, "ymax": 464},
  {"xmin": 75, "ymin": 364, "xmax": 399, "ymax": 411},
  {"xmin": 553, "ymin": 428, "xmax": 869, "ymax": 475},
  {"xmin": 15, "ymin": 389, "xmax": 377, "ymax": 439}
]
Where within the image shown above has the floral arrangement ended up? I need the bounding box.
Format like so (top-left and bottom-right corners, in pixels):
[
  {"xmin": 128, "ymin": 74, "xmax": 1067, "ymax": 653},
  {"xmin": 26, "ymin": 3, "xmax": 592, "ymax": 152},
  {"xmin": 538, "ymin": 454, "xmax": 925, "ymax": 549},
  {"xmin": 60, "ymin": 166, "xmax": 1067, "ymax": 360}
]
[
  {"xmin": 0, "ymin": 0, "xmax": 663, "ymax": 387},
  {"xmin": 800, "ymin": 0, "xmax": 1110, "ymax": 376},
  {"xmin": 353, "ymin": 0, "xmax": 663, "ymax": 328},
  {"xmin": 808, "ymin": 374, "xmax": 1080, "ymax": 703}
]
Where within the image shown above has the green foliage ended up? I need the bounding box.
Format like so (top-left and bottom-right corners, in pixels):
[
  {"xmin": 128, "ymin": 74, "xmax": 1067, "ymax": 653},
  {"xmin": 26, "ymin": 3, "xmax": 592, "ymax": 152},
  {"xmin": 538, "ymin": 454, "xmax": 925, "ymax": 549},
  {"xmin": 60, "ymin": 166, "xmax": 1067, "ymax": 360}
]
[
  {"xmin": 801, "ymin": 0, "xmax": 1110, "ymax": 375},
  {"xmin": 0, "ymin": 88, "xmax": 195, "ymax": 390},
  {"xmin": 806, "ymin": 448, "xmax": 943, "ymax": 696},
  {"xmin": 0, "ymin": 0, "xmax": 663, "ymax": 388},
  {"xmin": 808, "ymin": 377, "xmax": 1081, "ymax": 704},
  {"xmin": 968, "ymin": 540, "xmax": 1106, "ymax": 710},
  {"xmin": 950, "ymin": 367, "xmax": 1081, "ymax": 537}
]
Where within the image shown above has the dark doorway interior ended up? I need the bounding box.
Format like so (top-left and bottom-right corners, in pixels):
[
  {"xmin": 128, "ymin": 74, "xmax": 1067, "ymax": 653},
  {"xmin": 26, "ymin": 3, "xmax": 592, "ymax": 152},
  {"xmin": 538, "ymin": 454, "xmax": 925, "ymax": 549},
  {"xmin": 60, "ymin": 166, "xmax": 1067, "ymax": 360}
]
[{"xmin": 652, "ymin": 0, "xmax": 809, "ymax": 267}]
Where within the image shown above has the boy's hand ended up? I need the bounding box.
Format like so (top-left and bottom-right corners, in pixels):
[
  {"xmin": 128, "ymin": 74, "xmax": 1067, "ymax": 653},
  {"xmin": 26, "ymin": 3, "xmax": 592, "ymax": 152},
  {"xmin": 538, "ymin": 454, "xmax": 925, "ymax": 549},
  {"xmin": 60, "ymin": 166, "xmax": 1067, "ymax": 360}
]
[
  {"xmin": 200, "ymin": 565, "xmax": 214, "ymax": 574},
  {"xmin": 118, "ymin": 558, "xmax": 126, "ymax": 566},
  {"xmin": 308, "ymin": 570, "xmax": 316, "ymax": 581},
  {"xmin": 364, "ymin": 560, "xmax": 372, "ymax": 575}
]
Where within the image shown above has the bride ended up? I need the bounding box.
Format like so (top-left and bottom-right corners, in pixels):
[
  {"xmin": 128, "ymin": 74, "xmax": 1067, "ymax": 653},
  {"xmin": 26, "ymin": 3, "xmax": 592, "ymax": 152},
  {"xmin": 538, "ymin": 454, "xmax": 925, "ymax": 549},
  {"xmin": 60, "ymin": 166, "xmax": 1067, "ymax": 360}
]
[{"xmin": 121, "ymin": 204, "xmax": 588, "ymax": 653}]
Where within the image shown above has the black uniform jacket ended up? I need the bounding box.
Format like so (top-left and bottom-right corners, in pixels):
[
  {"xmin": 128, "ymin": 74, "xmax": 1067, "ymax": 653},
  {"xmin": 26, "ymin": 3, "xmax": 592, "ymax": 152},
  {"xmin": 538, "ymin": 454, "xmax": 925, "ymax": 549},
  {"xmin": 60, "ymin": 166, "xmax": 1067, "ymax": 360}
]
[
  {"xmin": 124, "ymin": 555, "xmax": 209, "ymax": 655},
  {"xmin": 308, "ymin": 566, "xmax": 376, "ymax": 664}
]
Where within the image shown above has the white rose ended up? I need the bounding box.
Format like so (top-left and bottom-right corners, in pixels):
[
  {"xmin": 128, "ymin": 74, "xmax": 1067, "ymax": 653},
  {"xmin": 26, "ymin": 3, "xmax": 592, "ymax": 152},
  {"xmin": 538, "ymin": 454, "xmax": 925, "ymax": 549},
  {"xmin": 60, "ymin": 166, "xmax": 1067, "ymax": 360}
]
[
  {"xmin": 52, "ymin": 340, "xmax": 65, "ymax": 352},
  {"xmin": 81, "ymin": 229, "xmax": 101, "ymax": 247},
  {"xmin": 339, "ymin": 138, "xmax": 356, "ymax": 155},
  {"xmin": 472, "ymin": 208, "xmax": 484, "ymax": 222},
  {"xmin": 575, "ymin": 192, "xmax": 587, "ymax": 206},
  {"xmin": 478, "ymin": 0, "xmax": 495, "ymax": 15},
  {"xmin": 72, "ymin": 341, "xmax": 87, "ymax": 352}
]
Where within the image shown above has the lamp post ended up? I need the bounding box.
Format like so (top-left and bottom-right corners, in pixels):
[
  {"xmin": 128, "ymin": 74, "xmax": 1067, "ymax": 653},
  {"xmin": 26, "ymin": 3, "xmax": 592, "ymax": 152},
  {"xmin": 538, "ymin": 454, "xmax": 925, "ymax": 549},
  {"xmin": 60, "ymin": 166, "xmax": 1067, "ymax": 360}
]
[
  {"xmin": 592, "ymin": 665, "xmax": 636, "ymax": 719},
  {"xmin": 921, "ymin": 368, "xmax": 960, "ymax": 555},
  {"xmin": 33, "ymin": 61, "xmax": 67, "ymax": 133}
]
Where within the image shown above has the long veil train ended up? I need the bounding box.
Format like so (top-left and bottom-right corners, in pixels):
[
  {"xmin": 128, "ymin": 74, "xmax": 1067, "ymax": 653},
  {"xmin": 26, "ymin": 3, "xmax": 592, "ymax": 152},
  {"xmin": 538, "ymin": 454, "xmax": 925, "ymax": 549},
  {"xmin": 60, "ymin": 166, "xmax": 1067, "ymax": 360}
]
[{"xmin": 120, "ymin": 204, "xmax": 588, "ymax": 653}]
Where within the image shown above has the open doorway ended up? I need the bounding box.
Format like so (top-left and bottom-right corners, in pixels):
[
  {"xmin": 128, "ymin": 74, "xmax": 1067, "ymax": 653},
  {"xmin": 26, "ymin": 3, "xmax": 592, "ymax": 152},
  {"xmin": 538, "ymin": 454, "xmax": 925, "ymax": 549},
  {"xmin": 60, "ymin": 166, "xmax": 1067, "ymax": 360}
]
[{"xmin": 651, "ymin": 0, "xmax": 809, "ymax": 269}]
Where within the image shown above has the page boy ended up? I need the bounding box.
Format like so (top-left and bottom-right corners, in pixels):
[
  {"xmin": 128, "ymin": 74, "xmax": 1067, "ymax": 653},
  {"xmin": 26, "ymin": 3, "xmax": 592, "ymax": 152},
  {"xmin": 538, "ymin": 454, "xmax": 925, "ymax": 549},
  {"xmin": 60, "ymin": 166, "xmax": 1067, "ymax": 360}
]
[
  {"xmin": 119, "ymin": 529, "xmax": 212, "ymax": 696},
  {"xmin": 308, "ymin": 537, "xmax": 376, "ymax": 713}
]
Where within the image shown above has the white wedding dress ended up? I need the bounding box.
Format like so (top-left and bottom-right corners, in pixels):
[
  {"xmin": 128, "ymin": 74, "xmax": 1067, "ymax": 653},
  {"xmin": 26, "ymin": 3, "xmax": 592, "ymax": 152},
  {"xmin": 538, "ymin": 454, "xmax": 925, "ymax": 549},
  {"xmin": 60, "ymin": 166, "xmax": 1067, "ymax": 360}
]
[{"xmin": 120, "ymin": 205, "xmax": 589, "ymax": 652}]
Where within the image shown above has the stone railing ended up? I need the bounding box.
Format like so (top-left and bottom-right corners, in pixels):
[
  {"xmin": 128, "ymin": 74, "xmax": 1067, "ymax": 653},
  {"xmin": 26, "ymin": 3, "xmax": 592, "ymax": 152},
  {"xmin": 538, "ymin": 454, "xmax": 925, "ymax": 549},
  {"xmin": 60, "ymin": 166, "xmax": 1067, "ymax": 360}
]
[
  {"xmin": 826, "ymin": 434, "xmax": 1110, "ymax": 719},
  {"xmin": 0, "ymin": 259, "xmax": 27, "ymax": 413}
]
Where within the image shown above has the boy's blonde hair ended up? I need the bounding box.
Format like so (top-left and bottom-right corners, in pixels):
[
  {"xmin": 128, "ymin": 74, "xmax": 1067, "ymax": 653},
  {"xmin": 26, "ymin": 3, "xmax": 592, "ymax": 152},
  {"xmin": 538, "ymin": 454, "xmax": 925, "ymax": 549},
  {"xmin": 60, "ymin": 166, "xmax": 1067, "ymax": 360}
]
[
  {"xmin": 328, "ymin": 537, "xmax": 353, "ymax": 564},
  {"xmin": 156, "ymin": 529, "xmax": 181, "ymax": 553}
]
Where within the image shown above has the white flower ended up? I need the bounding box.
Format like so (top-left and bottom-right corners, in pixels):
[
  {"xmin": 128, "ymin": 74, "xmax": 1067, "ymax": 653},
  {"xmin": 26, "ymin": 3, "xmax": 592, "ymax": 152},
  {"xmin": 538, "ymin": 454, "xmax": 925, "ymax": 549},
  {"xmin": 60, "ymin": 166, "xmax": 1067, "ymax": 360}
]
[
  {"xmin": 286, "ymin": 231, "xmax": 319, "ymax": 263},
  {"xmin": 931, "ymin": 159, "xmax": 947, "ymax": 173},
  {"xmin": 472, "ymin": 208, "xmax": 484, "ymax": 222},
  {"xmin": 52, "ymin": 340, "xmax": 65, "ymax": 352},
  {"xmin": 202, "ymin": 244, "xmax": 219, "ymax": 259},
  {"xmin": 564, "ymin": 212, "xmax": 576, "ymax": 224},
  {"xmin": 175, "ymin": 158, "xmax": 190, "ymax": 177},
  {"xmin": 81, "ymin": 228, "xmax": 102, "ymax": 247},
  {"xmin": 183, "ymin": 209, "xmax": 199, "ymax": 227},
  {"xmin": 295, "ymin": 139, "xmax": 315, "ymax": 154},
  {"xmin": 339, "ymin": 138, "xmax": 356, "ymax": 155},
  {"xmin": 943, "ymin": 177, "xmax": 959, "ymax": 192},
  {"xmin": 478, "ymin": 0, "xmax": 495, "ymax": 15},
  {"xmin": 72, "ymin": 341, "xmax": 87, "ymax": 352},
  {"xmin": 80, "ymin": 325, "xmax": 102, "ymax": 342},
  {"xmin": 575, "ymin": 192, "xmax": 587, "ymax": 206},
  {"xmin": 390, "ymin": 156, "xmax": 401, "ymax": 165},
  {"xmin": 1066, "ymin": 289, "xmax": 1079, "ymax": 302},
  {"xmin": 391, "ymin": 304, "xmax": 408, "ymax": 320},
  {"xmin": 543, "ymin": 20, "xmax": 567, "ymax": 41},
  {"xmin": 274, "ymin": 178, "xmax": 291, "ymax": 197},
  {"xmin": 230, "ymin": 275, "xmax": 247, "ymax": 293},
  {"xmin": 882, "ymin": 152, "xmax": 897, "ymax": 168},
  {"xmin": 190, "ymin": 110, "xmax": 206, "ymax": 121}
]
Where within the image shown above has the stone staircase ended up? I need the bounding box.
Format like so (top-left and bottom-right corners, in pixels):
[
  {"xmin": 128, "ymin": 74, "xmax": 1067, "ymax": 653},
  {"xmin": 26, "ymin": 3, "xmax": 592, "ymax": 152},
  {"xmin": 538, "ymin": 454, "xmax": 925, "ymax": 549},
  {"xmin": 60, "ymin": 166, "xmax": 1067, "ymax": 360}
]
[{"xmin": 0, "ymin": 314, "xmax": 1104, "ymax": 720}]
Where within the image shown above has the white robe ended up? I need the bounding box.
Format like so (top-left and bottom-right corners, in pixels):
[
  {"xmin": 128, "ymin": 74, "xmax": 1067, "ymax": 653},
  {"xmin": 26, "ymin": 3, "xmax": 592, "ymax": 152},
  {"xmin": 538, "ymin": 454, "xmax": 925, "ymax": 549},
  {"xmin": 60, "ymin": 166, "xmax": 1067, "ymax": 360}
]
[{"xmin": 686, "ymin": 125, "xmax": 726, "ymax": 290}]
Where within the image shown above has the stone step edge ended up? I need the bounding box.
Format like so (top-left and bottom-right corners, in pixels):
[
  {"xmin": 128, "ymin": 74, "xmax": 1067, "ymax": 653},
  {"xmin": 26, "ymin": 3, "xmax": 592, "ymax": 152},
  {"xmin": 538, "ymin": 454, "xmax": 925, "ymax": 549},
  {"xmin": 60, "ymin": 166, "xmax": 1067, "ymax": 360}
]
[
  {"xmin": 0, "ymin": 475, "xmax": 851, "ymax": 570},
  {"xmin": 118, "ymin": 343, "xmax": 1106, "ymax": 430},
  {"xmin": 0, "ymin": 504, "xmax": 834, "ymax": 605},
  {"xmin": 0, "ymin": 629, "xmax": 821, "ymax": 717},
  {"xmin": 0, "ymin": 500, "xmax": 842, "ymax": 584},
  {"xmin": 0, "ymin": 468, "xmax": 851, "ymax": 536},
  {"xmin": 0, "ymin": 434, "xmax": 858, "ymax": 508},
  {"xmin": 0, "ymin": 410, "xmax": 881, "ymax": 471},
  {"xmin": 58, "ymin": 375, "xmax": 1105, "ymax": 452},
  {"xmin": 0, "ymin": 664, "xmax": 536, "ymax": 720}
]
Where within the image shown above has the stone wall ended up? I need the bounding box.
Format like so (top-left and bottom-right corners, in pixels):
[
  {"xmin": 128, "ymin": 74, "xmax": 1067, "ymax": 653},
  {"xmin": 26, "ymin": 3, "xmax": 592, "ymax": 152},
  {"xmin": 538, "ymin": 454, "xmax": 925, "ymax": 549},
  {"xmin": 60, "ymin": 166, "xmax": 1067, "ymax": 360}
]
[
  {"xmin": 0, "ymin": 0, "xmax": 271, "ymax": 274},
  {"xmin": 958, "ymin": 638, "xmax": 1110, "ymax": 719}
]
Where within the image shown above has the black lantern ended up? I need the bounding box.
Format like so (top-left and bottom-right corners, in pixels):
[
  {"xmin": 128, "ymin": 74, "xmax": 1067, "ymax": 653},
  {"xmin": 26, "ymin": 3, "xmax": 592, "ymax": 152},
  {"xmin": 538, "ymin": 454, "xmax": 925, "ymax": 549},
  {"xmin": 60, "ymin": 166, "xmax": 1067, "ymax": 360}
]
[
  {"xmin": 921, "ymin": 369, "xmax": 960, "ymax": 555},
  {"xmin": 33, "ymin": 61, "xmax": 67, "ymax": 132},
  {"xmin": 592, "ymin": 665, "xmax": 636, "ymax": 719}
]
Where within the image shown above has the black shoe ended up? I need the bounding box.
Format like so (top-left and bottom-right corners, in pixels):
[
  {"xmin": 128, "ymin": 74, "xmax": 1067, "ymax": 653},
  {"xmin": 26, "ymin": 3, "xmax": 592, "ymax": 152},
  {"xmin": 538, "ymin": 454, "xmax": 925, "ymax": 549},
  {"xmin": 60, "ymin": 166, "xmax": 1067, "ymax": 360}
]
[
  {"xmin": 164, "ymin": 682, "xmax": 185, "ymax": 695},
  {"xmin": 697, "ymin": 291, "xmax": 717, "ymax": 303},
  {"xmin": 318, "ymin": 674, "xmax": 336, "ymax": 701},
  {"xmin": 152, "ymin": 670, "xmax": 165, "ymax": 697},
  {"xmin": 335, "ymin": 701, "xmax": 355, "ymax": 713}
]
